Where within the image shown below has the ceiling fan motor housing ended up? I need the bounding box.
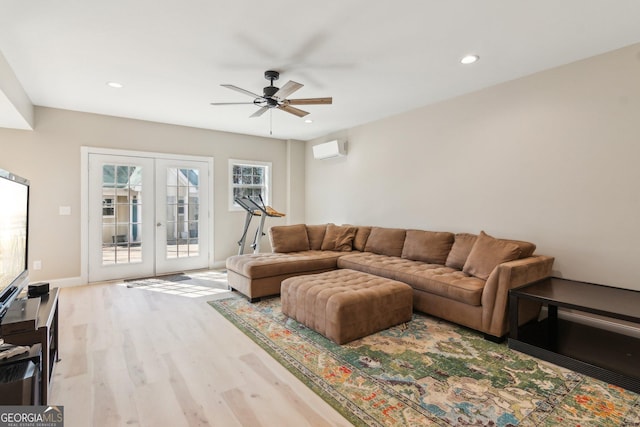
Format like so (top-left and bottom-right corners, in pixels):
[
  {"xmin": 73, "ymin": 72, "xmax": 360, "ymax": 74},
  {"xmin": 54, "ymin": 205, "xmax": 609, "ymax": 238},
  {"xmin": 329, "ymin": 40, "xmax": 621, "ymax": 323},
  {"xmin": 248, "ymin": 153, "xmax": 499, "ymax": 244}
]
[
  {"xmin": 263, "ymin": 86, "xmax": 278, "ymax": 98},
  {"xmin": 263, "ymin": 70, "xmax": 280, "ymax": 100}
]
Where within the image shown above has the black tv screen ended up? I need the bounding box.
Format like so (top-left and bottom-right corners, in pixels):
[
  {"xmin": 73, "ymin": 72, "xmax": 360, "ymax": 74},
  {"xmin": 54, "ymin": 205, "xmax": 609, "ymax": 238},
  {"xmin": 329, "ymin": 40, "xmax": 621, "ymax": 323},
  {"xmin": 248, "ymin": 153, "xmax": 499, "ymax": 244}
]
[{"xmin": 0, "ymin": 168, "xmax": 30, "ymax": 318}]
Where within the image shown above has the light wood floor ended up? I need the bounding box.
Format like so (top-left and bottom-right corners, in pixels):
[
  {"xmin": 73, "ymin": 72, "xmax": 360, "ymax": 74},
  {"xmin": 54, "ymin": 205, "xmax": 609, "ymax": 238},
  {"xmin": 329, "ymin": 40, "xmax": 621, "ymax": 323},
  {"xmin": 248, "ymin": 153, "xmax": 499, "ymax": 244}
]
[{"xmin": 50, "ymin": 280, "xmax": 352, "ymax": 427}]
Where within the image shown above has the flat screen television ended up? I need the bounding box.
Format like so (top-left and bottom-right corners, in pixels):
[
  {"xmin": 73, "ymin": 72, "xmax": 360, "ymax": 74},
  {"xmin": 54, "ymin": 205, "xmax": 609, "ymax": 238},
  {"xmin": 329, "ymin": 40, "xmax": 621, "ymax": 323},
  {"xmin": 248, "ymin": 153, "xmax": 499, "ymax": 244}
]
[{"xmin": 0, "ymin": 168, "xmax": 30, "ymax": 319}]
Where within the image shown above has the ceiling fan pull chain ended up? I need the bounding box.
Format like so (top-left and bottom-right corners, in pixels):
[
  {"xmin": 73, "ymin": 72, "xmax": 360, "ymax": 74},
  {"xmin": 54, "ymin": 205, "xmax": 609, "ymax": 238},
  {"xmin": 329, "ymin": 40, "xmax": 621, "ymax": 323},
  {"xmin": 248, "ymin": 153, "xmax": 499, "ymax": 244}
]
[{"xmin": 270, "ymin": 110, "xmax": 273, "ymax": 135}]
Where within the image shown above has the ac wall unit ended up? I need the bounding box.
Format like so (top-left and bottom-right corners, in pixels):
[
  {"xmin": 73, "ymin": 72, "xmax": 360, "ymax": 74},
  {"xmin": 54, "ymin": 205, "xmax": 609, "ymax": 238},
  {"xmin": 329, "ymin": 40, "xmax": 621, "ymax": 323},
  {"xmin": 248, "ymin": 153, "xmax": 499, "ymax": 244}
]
[{"xmin": 312, "ymin": 140, "xmax": 347, "ymax": 160}]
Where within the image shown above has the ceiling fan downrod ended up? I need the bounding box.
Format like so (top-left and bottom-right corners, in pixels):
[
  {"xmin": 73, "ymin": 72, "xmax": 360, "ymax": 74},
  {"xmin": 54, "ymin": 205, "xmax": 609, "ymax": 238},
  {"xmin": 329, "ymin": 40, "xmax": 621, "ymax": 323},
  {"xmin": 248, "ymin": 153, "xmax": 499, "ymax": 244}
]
[{"xmin": 263, "ymin": 70, "xmax": 280, "ymax": 101}]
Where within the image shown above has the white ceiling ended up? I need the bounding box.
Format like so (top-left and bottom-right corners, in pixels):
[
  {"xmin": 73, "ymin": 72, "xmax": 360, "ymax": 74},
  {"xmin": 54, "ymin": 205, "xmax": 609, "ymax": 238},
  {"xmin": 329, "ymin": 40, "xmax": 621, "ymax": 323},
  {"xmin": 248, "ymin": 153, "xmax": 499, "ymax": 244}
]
[{"xmin": 1, "ymin": 1, "xmax": 640, "ymax": 141}]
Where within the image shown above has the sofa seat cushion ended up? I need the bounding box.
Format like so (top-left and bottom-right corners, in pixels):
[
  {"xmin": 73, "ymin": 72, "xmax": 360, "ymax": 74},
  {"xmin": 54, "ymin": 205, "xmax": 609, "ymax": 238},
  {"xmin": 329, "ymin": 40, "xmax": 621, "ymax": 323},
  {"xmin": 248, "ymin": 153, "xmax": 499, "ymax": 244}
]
[
  {"xmin": 396, "ymin": 266, "xmax": 485, "ymax": 306},
  {"xmin": 338, "ymin": 252, "xmax": 485, "ymax": 306},
  {"xmin": 226, "ymin": 250, "xmax": 343, "ymax": 279}
]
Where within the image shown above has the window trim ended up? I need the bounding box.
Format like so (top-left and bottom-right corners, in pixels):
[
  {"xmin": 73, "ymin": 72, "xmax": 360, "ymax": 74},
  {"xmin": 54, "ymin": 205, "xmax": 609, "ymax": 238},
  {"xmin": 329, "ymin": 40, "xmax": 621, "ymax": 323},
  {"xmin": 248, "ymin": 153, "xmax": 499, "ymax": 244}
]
[{"xmin": 228, "ymin": 159, "xmax": 272, "ymax": 212}]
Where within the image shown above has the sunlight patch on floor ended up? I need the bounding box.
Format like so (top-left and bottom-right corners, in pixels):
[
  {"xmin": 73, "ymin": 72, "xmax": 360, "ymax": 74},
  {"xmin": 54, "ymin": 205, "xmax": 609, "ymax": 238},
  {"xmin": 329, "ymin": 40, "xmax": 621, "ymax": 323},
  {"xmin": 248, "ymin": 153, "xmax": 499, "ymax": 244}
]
[{"xmin": 124, "ymin": 269, "xmax": 232, "ymax": 298}]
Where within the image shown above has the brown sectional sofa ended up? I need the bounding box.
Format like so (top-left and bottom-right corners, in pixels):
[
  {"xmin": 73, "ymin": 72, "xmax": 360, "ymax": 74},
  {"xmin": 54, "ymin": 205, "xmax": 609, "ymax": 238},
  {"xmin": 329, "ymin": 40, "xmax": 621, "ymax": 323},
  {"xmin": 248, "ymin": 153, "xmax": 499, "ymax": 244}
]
[{"xmin": 225, "ymin": 223, "xmax": 554, "ymax": 339}]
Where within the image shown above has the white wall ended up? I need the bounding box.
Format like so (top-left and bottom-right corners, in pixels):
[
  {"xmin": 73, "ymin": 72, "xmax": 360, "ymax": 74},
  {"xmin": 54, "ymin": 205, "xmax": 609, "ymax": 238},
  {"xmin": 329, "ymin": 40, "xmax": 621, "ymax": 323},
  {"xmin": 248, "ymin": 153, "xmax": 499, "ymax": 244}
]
[
  {"xmin": 285, "ymin": 139, "xmax": 306, "ymax": 224},
  {"xmin": 306, "ymin": 43, "xmax": 640, "ymax": 291},
  {"xmin": 0, "ymin": 107, "xmax": 295, "ymax": 283}
]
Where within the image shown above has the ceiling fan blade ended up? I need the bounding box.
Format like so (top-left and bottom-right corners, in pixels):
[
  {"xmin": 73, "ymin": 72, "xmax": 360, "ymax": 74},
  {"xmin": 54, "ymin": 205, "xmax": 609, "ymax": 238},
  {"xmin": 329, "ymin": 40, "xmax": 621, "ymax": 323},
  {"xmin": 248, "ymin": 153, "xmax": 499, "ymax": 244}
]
[
  {"xmin": 210, "ymin": 102, "xmax": 256, "ymax": 105},
  {"xmin": 249, "ymin": 106, "xmax": 270, "ymax": 118},
  {"xmin": 286, "ymin": 97, "xmax": 332, "ymax": 105},
  {"xmin": 278, "ymin": 104, "xmax": 309, "ymax": 118},
  {"xmin": 274, "ymin": 80, "xmax": 303, "ymax": 99},
  {"xmin": 221, "ymin": 84, "xmax": 262, "ymax": 99}
]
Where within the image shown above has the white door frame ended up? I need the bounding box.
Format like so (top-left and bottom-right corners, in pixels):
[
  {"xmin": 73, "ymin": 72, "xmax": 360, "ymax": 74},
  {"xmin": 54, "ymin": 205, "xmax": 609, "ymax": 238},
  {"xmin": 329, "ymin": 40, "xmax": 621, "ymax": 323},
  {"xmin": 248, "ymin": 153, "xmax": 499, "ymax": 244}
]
[{"xmin": 81, "ymin": 147, "xmax": 214, "ymax": 284}]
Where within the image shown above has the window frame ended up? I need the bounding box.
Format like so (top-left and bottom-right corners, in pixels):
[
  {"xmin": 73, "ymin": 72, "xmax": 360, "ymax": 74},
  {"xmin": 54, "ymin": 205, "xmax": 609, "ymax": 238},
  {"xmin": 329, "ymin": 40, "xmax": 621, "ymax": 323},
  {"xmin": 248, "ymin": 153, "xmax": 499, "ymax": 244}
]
[{"xmin": 228, "ymin": 159, "xmax": 272, "ymax": 212}]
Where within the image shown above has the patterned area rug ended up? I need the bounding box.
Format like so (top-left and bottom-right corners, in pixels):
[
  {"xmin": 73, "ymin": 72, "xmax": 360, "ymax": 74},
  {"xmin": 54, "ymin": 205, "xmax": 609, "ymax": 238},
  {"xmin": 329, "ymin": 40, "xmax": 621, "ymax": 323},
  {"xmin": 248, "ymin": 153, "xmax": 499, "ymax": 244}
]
[
  {"xmin": 209, "ymin": 295, "xmax": 640, "ymax": 426},
  {"xmin": 126, "ymin": 270, "xmax": 231, "ymax": 298}
]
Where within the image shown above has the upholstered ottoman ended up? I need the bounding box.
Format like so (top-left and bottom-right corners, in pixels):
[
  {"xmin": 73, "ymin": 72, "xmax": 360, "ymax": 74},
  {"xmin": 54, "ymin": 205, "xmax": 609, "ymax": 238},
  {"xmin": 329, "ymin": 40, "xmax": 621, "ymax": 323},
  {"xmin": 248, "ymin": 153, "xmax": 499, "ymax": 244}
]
[{"xmin": 281, "ymin": 269, "xmax": 413, "ymax": 344}]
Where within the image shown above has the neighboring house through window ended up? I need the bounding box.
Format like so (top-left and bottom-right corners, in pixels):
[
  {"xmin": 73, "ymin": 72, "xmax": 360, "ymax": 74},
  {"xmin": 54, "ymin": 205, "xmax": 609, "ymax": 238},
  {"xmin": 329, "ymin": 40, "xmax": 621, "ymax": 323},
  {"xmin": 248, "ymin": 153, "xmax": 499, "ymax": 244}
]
[
  {"xmin": 229, "ymin": 159, "xmax": 271, "ymax": 211},
  {"xmin": 102, "ymin": 197, "xmax": 115, "ymax": 217}
]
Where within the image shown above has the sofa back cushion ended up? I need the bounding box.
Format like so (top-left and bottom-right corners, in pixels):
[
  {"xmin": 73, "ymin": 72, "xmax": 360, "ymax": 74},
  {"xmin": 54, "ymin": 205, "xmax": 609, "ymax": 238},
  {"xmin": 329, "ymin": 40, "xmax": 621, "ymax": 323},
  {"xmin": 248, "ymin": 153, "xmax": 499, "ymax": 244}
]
[
  {"xmin": 364, "ymin": 227, "xmax": 406, "ymax": 257},
  {"xmin": 306, "ymin": 224, "xmax": 328, "ymax": 250},
  {"xmin": 500, "ymin": 238, "xmax": 536, "ymax": 258},
  {"xmin": 462, "ymin": 231, "xmax": 521, "ymax": 280},
  {"xmin": 401, "ymin": 230, "xmax": 455, "ymax": 264},
  {"xmin": 269, "ymin": 224, "xmax": 310, "ymax": 253},
  {"xmin": 321, "ymin": 224, "xmax": 357, "ymax": 251},
  {"xmin": 445, "ymin": 233, "xmax": 477, "ymax": 269},
  {"xmin": 352, "ymin": 226, "xmax": 372, "ymax": 251}
]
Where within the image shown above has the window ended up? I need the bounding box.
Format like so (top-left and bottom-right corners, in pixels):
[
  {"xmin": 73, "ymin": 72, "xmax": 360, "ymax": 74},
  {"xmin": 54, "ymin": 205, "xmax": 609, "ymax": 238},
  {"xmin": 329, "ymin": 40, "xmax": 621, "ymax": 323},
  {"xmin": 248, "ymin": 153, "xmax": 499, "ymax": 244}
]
[{"xmin": 229, "ymin": 159, "xmax": 271, "ymax": 211}]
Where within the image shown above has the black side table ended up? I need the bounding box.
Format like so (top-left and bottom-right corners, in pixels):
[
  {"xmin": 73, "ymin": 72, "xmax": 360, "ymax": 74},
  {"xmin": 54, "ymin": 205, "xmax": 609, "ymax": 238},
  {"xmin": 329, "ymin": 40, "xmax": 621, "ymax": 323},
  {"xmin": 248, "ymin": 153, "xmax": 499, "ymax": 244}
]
[{"xmin": 509, "ymin": 277, "xmax": 640, "ymax": 393}]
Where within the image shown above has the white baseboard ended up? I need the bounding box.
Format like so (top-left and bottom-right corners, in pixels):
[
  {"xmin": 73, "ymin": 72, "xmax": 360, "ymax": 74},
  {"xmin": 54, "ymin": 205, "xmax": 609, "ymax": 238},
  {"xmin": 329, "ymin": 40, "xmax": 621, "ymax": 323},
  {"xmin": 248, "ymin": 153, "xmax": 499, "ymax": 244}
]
[
  {"xmin": 211, "ymin": 260, "xmax": 227, "ymax": 269},
  {"xmin": 44, "ymin": 276, "xmax": 86, "ymax": 289},
  {"xmin": 40, "ymin": 263, "xmax": 228, "ymax": 290},
  {"xmin": 546, "ymin": 307, "xmax": 640, "ymax": 339}
]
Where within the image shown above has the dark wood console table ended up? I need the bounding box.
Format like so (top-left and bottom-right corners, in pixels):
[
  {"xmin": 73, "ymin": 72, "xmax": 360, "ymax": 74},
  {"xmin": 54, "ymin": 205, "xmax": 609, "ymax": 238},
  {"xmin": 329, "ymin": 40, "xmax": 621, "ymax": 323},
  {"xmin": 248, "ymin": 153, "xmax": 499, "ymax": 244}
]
[
  {"xmin": 1, "ymin": 288, "xmax": 59, "ymax": 404},
  {"xmin": 509, "ymin": 277, "xmax": 640, "ymax": 393},
  {"xmin": 0, "ymin": 344, "xmax": 42, "ymax": 405}
]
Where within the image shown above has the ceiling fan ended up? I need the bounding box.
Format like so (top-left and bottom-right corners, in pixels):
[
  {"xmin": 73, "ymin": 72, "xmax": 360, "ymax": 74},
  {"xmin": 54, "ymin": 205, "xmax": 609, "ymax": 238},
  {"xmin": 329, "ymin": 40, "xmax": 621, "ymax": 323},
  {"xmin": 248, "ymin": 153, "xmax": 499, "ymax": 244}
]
[{"xmin": 210, "ymin": 70, "xmax": 332, "ymax": 118}]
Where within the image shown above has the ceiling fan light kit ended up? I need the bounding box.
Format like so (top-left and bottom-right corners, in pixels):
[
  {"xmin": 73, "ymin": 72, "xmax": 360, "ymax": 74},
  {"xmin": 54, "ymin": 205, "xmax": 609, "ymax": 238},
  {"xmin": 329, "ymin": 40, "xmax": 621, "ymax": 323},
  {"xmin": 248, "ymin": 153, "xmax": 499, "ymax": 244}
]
[{"xmin": 211, "ymin": 70, "xmax": 333, "ymax": 119}]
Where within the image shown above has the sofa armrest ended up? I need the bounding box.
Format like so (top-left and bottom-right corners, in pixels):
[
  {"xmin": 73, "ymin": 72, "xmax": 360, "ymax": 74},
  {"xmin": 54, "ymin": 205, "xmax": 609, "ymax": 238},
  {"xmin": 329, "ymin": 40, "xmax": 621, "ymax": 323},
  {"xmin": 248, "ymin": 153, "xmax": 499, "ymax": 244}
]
[{"xmin": 481, "ymin": 255, "xmax": 555, "ymax": 336}]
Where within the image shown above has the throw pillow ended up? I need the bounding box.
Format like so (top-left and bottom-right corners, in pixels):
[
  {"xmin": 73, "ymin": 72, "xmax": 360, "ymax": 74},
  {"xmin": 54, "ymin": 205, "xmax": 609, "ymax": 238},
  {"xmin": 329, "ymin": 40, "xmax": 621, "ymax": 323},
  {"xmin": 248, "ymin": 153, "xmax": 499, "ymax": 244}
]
[
  {"xmin": 320, "ymin": 224, "xmax": 357, "ymax": 251},
  {"xmin": 401, "ymin": 230, "xmax": 455, "ymax": 264},
  {"xmin": 306, "ymin": 224, "xmax": 328, "ymax": 250},
  {"xmin": 364, "ymin": 227, "xmax": 406, "ymax": 257},
  {"xmin": 349, "ymin": 225, "xmax": 372, "ymax": 251},
  {"xmin": 268, "ymin": 224, "xmax": 310, "ymax": 253},
  {"xmin": 462, "ymin": 231, "xmax": 522, "ymax": 280},
  {"xmin": 445, "ymin": 233, "xmax": 478, "ymax": 269}
]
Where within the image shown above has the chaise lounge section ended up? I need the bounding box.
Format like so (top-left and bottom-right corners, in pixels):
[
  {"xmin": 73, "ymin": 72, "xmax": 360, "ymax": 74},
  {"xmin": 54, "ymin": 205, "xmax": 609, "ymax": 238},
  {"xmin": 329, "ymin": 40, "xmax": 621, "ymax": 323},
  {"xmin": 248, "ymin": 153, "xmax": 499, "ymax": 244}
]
[
  {"xmin": 226, "ymin": 223, "xmax": 554, "ymax": 339},
  {"xmin": 225, "ymin": 250, "xmax": 344, "ymax": 302}
]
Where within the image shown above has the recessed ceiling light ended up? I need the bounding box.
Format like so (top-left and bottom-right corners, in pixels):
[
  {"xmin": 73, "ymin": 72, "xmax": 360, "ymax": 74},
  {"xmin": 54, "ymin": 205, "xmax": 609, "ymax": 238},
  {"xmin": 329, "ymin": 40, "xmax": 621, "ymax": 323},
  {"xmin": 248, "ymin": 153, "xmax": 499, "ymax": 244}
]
[
  {"xmin": 460, "ymin": 55, "xmax": 479, "ymax": 65},
  {"xmin": 106, "ymin": 81, "xmax": 124, "ymax": 88},
  {"xmin": 304, "ymin": 119, "xmax": 313, "ymax": 124}
]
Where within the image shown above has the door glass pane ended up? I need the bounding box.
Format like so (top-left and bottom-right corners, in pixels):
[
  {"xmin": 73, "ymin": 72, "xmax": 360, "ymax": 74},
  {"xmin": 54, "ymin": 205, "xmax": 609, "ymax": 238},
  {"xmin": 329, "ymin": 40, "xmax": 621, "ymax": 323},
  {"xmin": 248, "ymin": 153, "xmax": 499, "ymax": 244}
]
[
  {"xmin": 103, "ymin": 165, "xmax": 116, "ymax": 186},
  {"xmin": 165, "ymin": 167, "xmax": 200, "ymax": 259},
  {"xmin": 101, "ymin": 164, "xmax": 143, "ymax": 265}
]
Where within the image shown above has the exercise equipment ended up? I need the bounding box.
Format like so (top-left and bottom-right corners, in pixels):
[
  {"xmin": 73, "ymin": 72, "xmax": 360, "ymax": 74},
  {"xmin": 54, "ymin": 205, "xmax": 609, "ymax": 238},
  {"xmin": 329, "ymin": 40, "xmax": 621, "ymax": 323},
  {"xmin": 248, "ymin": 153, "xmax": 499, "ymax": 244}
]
[{"xmin": 235, "ymin": 195, "xmax": 285, "ymax": 255}]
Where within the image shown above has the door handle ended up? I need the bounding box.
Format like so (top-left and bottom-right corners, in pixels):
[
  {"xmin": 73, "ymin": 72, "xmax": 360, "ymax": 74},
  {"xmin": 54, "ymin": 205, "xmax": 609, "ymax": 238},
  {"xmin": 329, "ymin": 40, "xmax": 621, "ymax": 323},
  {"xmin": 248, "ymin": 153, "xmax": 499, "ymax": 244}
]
[{"xmin": 157, "ymin": 222, "xmax": 162, "ymax": 227}]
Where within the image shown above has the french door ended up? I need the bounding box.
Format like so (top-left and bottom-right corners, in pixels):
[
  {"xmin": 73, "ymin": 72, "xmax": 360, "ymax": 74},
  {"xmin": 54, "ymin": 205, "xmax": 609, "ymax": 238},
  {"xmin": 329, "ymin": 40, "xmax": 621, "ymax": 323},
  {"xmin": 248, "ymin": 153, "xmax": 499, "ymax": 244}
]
[{"xmin": 87, "ymin": 153, "xmax": 211, "ymax": 282}]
